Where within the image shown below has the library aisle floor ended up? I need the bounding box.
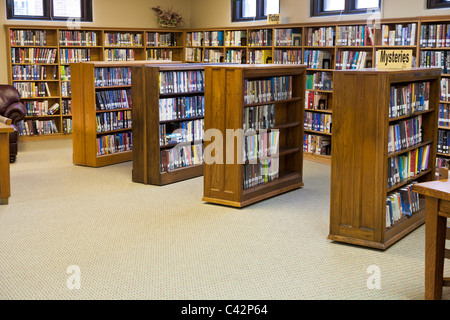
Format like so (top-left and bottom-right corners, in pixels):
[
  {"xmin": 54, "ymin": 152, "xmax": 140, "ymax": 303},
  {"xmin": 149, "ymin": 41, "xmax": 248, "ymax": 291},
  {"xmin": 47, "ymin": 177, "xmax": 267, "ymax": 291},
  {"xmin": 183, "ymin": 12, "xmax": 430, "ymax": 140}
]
[{"xmin": 0, "ymin": 139, "xmax": 448, "ymax": 300}]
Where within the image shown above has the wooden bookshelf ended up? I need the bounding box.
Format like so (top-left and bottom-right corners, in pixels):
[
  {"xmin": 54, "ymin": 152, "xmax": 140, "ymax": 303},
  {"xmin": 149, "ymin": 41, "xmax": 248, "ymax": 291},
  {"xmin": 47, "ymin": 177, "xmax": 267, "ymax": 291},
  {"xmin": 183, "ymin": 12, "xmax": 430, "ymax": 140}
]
[
  {"xmin": 131, "ymin": 64, "xmax": 205, "ymax": 185},
  {"xmin": 329, "ymin": 67, "xmax": 441, "ymax": 250},
  {"xmin": 202, "ymin": 64, "xmax": 306, "ymax": 208},
  {"xmin": 71, "ymin": 60, "xmax": 177, "ymax": 168}
]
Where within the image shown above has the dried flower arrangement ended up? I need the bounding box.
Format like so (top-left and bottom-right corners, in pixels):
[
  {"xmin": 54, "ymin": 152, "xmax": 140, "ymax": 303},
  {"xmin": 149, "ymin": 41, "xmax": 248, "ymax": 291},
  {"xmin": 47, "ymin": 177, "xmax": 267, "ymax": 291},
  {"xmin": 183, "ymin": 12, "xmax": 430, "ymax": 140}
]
[{"xmin": 152, "ymin": 6, "xmax": 185, "ymax": 28}]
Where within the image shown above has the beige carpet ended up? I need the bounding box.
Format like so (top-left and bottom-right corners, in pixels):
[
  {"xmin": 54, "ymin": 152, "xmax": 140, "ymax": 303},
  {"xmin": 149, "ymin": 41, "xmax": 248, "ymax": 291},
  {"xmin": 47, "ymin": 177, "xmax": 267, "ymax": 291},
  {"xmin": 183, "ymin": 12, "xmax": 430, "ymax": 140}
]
[{"xmin": 0, "ymin": 139, "xmax": 448, "ymax": 300}]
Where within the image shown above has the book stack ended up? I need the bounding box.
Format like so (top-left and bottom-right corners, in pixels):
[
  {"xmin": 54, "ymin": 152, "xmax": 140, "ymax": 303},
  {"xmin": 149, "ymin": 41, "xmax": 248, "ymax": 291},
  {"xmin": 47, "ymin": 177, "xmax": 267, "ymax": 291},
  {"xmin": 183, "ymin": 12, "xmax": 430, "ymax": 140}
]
[
  {"xmin": 244, "ymin": 76, "xmax": 293, "ymax": 104},
  {"xmin": 436, "ymin": 157, "xmax": 449, "ymax": 179},
  {"xmin": 97, "ymin": 132, "xmax": 133, "ymax": 156},
  {"xmin": 60, "ymin": 66, "xmax": 71, "ymax": 81},
  {"xmin": 386, "ymin": 182, "xmax": 421, "ymax": 228},
  {"xmin": 381, "ymin": 23, "xmax": 417, "ymax": 46},
  {"xmin": 388, "ymin": 115, "xmax": 423, "ymax": 154},
  {"xmin": 303, "ymin": 50, "xmax": 332, "ymax": 69},
  {"xmin": 11, "ymin": 48, "xmax": 57, "ymax": 63},
  {"xmin": 12, "ymin": 65, "xmax": 48, "ymax": 80},
  {"xmin": 243, "ymin": 158, "xmax": 280, "ymax": 190},
  {"xmin": 104, "ymin": 49, "xmax": 135, "ymax": 61},
  {"xmin": 60, "ymin": 48, "xmax": 91, "ymax": 63},
  {"xmin": 10, "ymin": 29, "xmax": 47, "ymax": 46},
  {"xmin": 185, "ymin": 48, "xmax": 203, "ymax": 62},
  {"xmin": 248, "ymin": 29, "xmax": 272, "ymax": 47},
  {"xmin": 104, "ymin": 33, "xmax": 143, "ymax": 47},
  {"xmin": 243, "ymin": 131, "xmax": 280, "ymax": 163},
  {"xmin": 95, "ymin": 67, "xmax": 131, "ymax": 87},
  {"xmin": 419, "ymin": 51, "xmax": 450, "ymax": 74},
  {"xmin": 186, "ymin": 32, "xmax": 203, "ymax": 46},
  {"xmin": 95, "ymin": 89, "xmax": 132, "ymax": 110},
  {"xmin": 304, "ymin": 112, "xmax": 332, "ymax": 134},
  {"xmin": 24, "ymin": 101, "xmax": 49, "ymax": 116},
  {"xmin": 13, "ymin": 82, "xmax": 51, "ymax": 98},
  {"xmin": 96, "ymin": 110, "xmax": 132, "ymax": 133},
  {"xmin": 147, "ymin": 32, "xmax": 176, "ymax": 47},
  {"xmin": 59, "ymin": 30, "xmax": 97, "ymax": 46},
  {"xmin": 438, "ymin": 129, "xmax": 450, "ymax": 155},
  {"xmin": 159, "ymin": 70, "xmax": 204, "ymax": 94},
  {"xmin": 225, "ymin": 30, "xmax": 247, "ymax": 47},
  {"xmin": 204, "ymin": 31, "xmax": 224, "ymax": 47},
  {"xmin": 274, "ymin": 29, "xmax": 302, "ymax": 46},
  {"xmin": 243, "ymin": 104, "xmax": 275, "ymax": 132},
  {"xmin": 17, "ymin": 119, "xmax": 59, "ymax": 136},
  {"xmin": 62, "ymin": 100, "xmax": 72, "ymax": 115},
  {"xmin": 335, "ymin": 51, "xmax": 370, "ymax": 70},
  {"xmin": 159, "ymin": 119, "xmax": 204, "ymax": 147},
  {"xmin": 306, "ymin": 72, "xmax": 333, "ymax": 91},
  {"xmin": 204, "ymin": 49, "xmax": 223, "ymax": 63},
  {"xmin": 305, "ymin": 91, "xmax": 328, "ymax": 110},
  {"xmin": 441, "ymin": 78, "xmax": 450, "ymax": 101},
  {"xmin": 439, "ymin": 104, "xmax": 450, "ymax": 127},
  {"xmin": 159, "ymin": 96, "xmax": 205, "ymax": 121},
  {"xmin": 147, "ymin": 49, "xmax": 173, "ymax": 61},
  {"xmin": 336, "ymin": 25, "xmax": 374, "ymax": 46},
  {"xmin": 61, "ymin": 82, "xmax": 71, "ymax": 97},
  {"xmin": 63, "ymin": 118, "xmax": 72, "ymax": 134},
  {"xmin": 389, "ymin": 82, "xmax": 430, "ymax": 118},
  {"xmin": 225, "ymin": 50, "xmax": 245, "ymax": 63},
  {"xmin": 303, "ymin": 134, "xmax": 331, "ymax": 156},
  {"xmin": 160, "ymin": 144, "xmax": 204, "ymax": 173},
  {"xmin": 274, "ymin": 50, "xmax": 302, "ymax": 64},
  {"xmin": 306, "ymin": 27, "xmax": 335, "ymax": 46},
  {"xmin": 420, "ymin": 24, "xmax": 450, "ymax": 48},
  {"xmin": 248, "ymin": 50, "xmax": 273, "ymax": 64},
  {"xmin": 387, "ymin": 145, "xmax": 431, "ymax": 189}
]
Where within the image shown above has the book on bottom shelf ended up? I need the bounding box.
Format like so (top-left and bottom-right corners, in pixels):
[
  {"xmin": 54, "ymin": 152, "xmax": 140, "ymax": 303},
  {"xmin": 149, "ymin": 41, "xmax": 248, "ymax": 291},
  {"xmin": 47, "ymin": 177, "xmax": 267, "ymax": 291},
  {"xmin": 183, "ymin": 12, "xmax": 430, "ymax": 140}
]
[
  {"xmin": 386, "ymin": 182, "xmax": 421, "ymax": 228},
  {"xmin": 160, "ymin": 143, "xmax": 204, "ymax": 173}
]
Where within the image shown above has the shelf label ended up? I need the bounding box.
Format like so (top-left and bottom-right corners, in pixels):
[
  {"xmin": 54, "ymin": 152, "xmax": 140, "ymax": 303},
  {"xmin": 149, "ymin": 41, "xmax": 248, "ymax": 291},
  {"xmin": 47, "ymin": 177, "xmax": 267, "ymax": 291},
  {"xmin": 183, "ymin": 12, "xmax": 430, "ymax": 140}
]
[
  {"xmin": 267, "ymin": 14, "xmax": 280, "ymax": 25},
  {"xmin": 377, "ymin": 49, "xmax": 413, "ymax": 70}
]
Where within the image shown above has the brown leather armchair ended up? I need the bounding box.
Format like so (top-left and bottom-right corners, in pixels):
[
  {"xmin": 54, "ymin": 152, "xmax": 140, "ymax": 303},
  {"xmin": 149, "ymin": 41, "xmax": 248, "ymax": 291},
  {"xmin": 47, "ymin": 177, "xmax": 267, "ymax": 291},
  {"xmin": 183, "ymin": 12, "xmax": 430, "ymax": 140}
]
[{"xmin": 0, "ymin": 85, "xmax": 26, "ymax": 163}]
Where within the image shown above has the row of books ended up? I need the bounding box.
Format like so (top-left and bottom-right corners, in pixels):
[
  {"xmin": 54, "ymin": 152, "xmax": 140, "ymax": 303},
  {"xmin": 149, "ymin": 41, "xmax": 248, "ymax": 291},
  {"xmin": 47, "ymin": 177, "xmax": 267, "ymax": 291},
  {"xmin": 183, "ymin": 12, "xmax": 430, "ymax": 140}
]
[
  {"xmin": 420, "ymin": 24, "xmax": 450, "ymax": 48},
  {"xmin": 438, "ymin": 104, "xmax": 450, "ymax": 127},
  {"xmin": 25, "ymin": 101, "xmax": 60, "ymax": 116},
  {"xmin": 336, "ymin": 25, "xmax": 374, "ymax": 47},
  {"xmin": 159, "ymin": 119, "xmax": 204, "ymax": 146},
  {"xmin": 104, "ymin": 33, "xmax": 143, "ymax": 47},
  {"xmin": 96, "ymin": 110, "xmax": 132, "ymax": 133},
  {"xmin": 248, "ymin": 29, "xmax": 272, "ymax": 47},
  {"xmin": 389, "ymin": 82, "xmax": 430, "ymax": 118},
  {"xmin": 306, "ymin": 72, "xmax": 333, "ymax": 91},
  {"xmin": 186, "ymin": 32, "xmax": 203, "ymax": 47},
  {"xmin": 419, "ymin": 50, "xmax": 450, "ymax": 74},
  {"xmin": 159, "ymin": 96, "xmax": 205, "ymax": 122},
  {"xmin": 97, "ymin": 132, "xmax": 133, "ymax": 156},
  {"xmin": 204, "ymin": 49, "xmax": 223, "ymax": 63},
  {"xmin": 244, "ymin": 76, "xmax": 293, "ymax": 105},
  {"xmin": 304, "ymin": 112, "xmax": 332, "ymax": 134},
  {"xmin": 14, "ymin": 82, "xmax": 52, "ymax": 98},
  {"xmin": 243, "ymin": 131, "xmax": 280, "ymax": 163},
  {"xmin": 95, "ymin": 89, "xmax": 132, "ymax": 111},
  {"xmin": 248, "ymin": 50, "xmax": 272, "ymax": 64},
  {"xmin": 10, "ymin": 30, "xmax": 47, "ymax": 46},
  {"xmin": 185, "ymin": 47, "xmax": 203, "ymax": 62},
  {"xmin": 436, "ymin": 157, "xmax": 449, "ymax": 179},
  {"xmin": 160, "ymin": 144, "xmax": 204, "ymax": 173},
  {"xmin": 63, "ymin": 118, "xmax": 73, "ymax": 134},
  {"xmin": 243, "ymin": 104, "xmax": 276, "ymax": 132},
  {"xmin": 59, "ymin": 30, "xmax": 98, "ymax": 47},
  {"xmin": 60, "ymin": 66, "xmax": 71, "ymax": 81},
  {"xmin": 437, "ymin": 129, "xmax": 450, "ymax": 154},
  {"xmin": 388, "ymin": 115, "xmax": 423, "ymax": 154},
  {"xmin": 147, "ymin": 49, "xmax": 173, "ymax": 61},
  {"xmin": 62, "ymin": 100, "xmax": 72, "ymax": 115},
  {"xmin": 243, "ymin": 158, "xmax": 280, "ymax": 190},
  {"xmin": 104, "ymin": 49, "xmax": 136, "ymax": 61},
  {"xmin": 95, "ymin": 67, "xmax": 131, "ymax": 87},
  {"xmin": 305, "ymin": 91, "xmax": 329, "ymax": 110},
  {"xmin": 273, "ymin": 50, "xmax": 302, "ymax": 65},
  {"xmin": 11, "ymin": 48, "xmax": 57, "ymax": 64},
  {"xmin": 60, "ymin": 48, "xmax": 91, "ymax": 64},
  {"xmin": 159, "ymin": 70, "xmax": 204, "ymax": 94},
  {"xmin": 335, "ymin": 51, "xmax": 371, "ymax": 70},
  {"xmin": 61, "ymin": 82, "xmax": 71, "ymax": 97},
  {"xmin": 303, "ymin": 50, "xmax": 332, "ymax": 69},
  {"xmin": 12, "ymin": 65, "xmax": 50, "ymax": 80},
  {"xmin": 303, "ymin": 134, "xmax": 331, "ymax": 156},
  {"xmin": 386, "ymin": 183, "xmax": 421, "ymax": 229},
  {"xmin": 274, "ymin": 29, "xmax": 302, "ymax": 47},
  {"xmin": 204, "ymin": 31, "xmax": 224, "ymax": 47},
  {"xmin": 147, "ymin": 32, "xmax": 178, "ymax": 47},
  {"xmin": 381, "ymin": 24, "xmax": 417, "ymax": 46},
  {"xmin": 17, "ymin": 119, "xmax": 59, "ymax": 136},
  {"xmin": 387, "ymin": 145, "xmax": 431, "ymax": 190},
  {"xmin": 225, "ymin": 50, "xmax": 245, "ymax": 64},
  {"xmin": 224, "ymin": 30, "xmax": 247, "ymax": 47},
  {"xmin": 441, "ymin": 78, "xmax": 450, "ymax": 102},
  {"xmin": 306, "ymin": 27, "xmax": 334, "ymax": 47}
]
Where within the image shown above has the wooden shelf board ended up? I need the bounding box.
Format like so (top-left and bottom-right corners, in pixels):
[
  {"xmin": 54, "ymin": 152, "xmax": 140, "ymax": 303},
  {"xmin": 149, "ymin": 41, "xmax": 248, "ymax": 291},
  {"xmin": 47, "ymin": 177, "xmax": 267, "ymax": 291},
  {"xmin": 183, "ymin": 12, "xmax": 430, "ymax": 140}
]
[
  {"xmin": 387, "ymin": 168, "xmax": 433, "ymax": 194},
  {"xmin": 244, "ymin": 97, "xmax": 301, "ymax": 108},
  {"xmin": 387, "ymin": 140, "xmax": 434, "ymax": 159},
  {"xmin": 304, "ymin": 152, "xmax": 332, "ymax": 165},
  {"xmin": 305, "ymin": 109, "xmax": 333, "ymax": 114},
  {"xmin": 389, "ymin": 109, "xmax": 435, "ymax": 122}
]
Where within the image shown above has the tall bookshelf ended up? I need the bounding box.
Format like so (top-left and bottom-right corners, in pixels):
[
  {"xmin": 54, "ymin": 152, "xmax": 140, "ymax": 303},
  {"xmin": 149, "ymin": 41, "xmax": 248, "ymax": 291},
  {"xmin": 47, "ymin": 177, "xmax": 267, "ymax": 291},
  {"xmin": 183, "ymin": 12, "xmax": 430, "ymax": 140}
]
[
  {"xmin": 71, "ymin": 60, "xmax": 176, "ymax": 168},
  {"xmin": 329, "ymin": 67, "xmax": 441, "ymax": 250},
  {"xmin": 131, "ymin": 64, "xmax": 205, "ymax": 185},
  {"xmin": 202, "ymin": 64, "xmax": 306, "ymax": 208}
]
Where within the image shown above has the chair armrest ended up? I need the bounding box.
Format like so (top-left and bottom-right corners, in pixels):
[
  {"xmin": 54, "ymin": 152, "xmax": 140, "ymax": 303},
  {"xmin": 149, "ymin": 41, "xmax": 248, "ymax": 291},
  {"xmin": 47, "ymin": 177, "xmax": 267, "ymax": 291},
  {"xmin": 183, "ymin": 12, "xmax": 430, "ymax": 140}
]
[{"xmin": 3, "ymin": 102, "xmax": 26, "ymax": 125}]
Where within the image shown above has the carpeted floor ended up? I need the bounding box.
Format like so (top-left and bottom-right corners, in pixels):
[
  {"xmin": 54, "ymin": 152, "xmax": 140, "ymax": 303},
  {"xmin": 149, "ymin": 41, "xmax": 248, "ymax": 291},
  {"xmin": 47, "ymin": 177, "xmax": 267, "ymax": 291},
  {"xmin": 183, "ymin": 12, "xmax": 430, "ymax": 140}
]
[{"xmin": 0, "ymin": 139, "xmax": 448, "ymax": 300}]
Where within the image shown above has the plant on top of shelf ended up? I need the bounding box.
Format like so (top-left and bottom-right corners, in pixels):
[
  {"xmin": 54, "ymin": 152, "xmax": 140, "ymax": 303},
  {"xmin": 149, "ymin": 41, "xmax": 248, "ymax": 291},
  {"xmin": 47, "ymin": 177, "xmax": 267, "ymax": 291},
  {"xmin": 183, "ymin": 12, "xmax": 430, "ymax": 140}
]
[{"xmin": 151, "ymin": 6, "xmax": 185, "ymax": 29}]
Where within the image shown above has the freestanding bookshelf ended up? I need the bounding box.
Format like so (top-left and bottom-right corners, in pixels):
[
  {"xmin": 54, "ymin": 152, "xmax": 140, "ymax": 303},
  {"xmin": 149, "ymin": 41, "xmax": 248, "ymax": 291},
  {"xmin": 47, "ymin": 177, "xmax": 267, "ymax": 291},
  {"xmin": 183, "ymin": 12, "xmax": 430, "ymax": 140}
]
[
  {"xmin": 71, "ymin": 60, "xmax": 176, "ymax": 168},
  {"xmin": 131, "ymin": 63, "xmax": 206, "ymax": 185},
  {"xmin": 202, "ymin": 64, "xmax": 306, "ymax": 208},
  {"xmin": 329, "ymin": 67, "xmax": 441, "ymax": 250}
]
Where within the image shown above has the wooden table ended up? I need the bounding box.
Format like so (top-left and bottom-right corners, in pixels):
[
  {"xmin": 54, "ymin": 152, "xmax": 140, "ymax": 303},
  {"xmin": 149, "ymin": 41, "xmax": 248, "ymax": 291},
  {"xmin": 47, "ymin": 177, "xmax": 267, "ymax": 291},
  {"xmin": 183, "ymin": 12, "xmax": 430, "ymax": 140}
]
[
  {"xmin": 0, "ymin": 122, "xmax": 13, "ymax": 205},
  {"xmin": 413, "ymin": 178, "xmax": 450, "ymax": 300}
]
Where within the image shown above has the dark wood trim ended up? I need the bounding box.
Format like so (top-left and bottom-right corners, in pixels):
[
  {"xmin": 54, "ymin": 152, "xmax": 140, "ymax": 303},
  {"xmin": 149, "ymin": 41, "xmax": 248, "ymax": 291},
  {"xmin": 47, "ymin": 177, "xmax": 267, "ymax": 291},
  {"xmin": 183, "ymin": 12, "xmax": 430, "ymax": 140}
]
[{"xmin": 427, "ymin": 0, "xmax": 450, "ymax": 10}]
